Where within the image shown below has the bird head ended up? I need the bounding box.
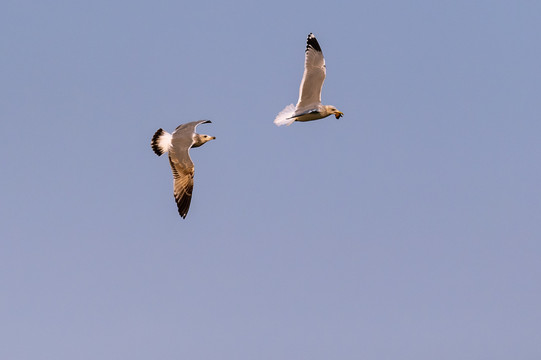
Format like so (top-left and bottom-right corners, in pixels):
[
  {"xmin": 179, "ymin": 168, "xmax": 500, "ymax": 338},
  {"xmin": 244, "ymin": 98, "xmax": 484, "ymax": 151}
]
[
  {"xmin": 192, "ymin": 134, "xmax": 216, "ymax": 148},
  {"xmin": 201, "ymin": 134, "xmax": 216, "ymax": 144},
  {"xmin": 325, "ymin": 105, "xmax": 344, "ymax": 119}
]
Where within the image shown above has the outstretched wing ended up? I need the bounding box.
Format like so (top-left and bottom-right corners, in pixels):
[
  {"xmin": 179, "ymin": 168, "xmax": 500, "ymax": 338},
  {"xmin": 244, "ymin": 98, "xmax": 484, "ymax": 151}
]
[
  {"xmin": 172, "ymin": 120, "xmax": 212, "ymax": 138},
  {"xmin": 295, "ymin": 33, "xmax": 326, "ymax": 112},
  {"xmin": 168, "ymin": 153, "xmax": 194, "ymax": 219}
]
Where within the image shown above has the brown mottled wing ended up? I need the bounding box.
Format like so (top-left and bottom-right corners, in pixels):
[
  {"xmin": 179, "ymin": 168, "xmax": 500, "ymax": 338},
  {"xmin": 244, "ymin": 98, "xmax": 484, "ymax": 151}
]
[
  {"xmin": 168, "ymin": 120, "xmax": 211, "ymax": 218},
  {"xmin": 296, "ymin": 33, "xmax": 326, "ymax": 112},
  {"xmin": 168, "ymin": 153, "xmax": 194, "ymax": 218}
]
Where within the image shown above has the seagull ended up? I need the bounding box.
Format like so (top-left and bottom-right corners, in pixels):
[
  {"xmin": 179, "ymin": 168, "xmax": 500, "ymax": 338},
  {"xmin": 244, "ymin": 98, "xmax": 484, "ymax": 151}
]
[
  {"xmin": 151, "ymin": 120, "xmax": 215, "ymax": 219},
  {"xmin": 274, "ymin": 33, "xmax": 343, "ymax": 126}
]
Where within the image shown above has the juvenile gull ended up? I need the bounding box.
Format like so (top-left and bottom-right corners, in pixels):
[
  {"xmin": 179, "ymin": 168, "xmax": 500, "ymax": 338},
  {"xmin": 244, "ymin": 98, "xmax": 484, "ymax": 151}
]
[
  {"xmin": 151, "ymin": 120, "xmax": 215, "ymax": 219},
  {"xmin": 274, "ymin": 33, "xmax": 343, "ymax": 126}
]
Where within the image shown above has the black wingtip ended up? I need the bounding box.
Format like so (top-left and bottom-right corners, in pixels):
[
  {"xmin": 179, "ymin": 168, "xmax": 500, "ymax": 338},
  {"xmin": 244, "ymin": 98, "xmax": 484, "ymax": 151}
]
[
  {"xmin": 306, "ymin": 33, "xmax": 322, "ymax": 53},
  {"xmin": 175, "ymin": 194, "xmax": 191, "ymax": 219},
  {"xmin": 151, "ymin": 128, "xmax": 165, "ymax": 156}
]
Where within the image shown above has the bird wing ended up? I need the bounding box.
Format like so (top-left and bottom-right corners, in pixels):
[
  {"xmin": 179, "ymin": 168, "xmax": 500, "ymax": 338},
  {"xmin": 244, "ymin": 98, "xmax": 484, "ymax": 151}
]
[
  {"xmin": 172, "ymin": 120, "xmax": 212, "ymax": 138},
  {"xmin": 295, "ymin": 33, "xmax": 326, "ymax": 112},
  {"xmin": 168, "ymin": 153, "xmax": 194, "ymax": 219}
]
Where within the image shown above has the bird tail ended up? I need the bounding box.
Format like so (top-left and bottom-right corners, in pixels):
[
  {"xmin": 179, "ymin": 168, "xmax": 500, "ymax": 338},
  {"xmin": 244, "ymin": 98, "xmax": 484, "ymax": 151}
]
[
  {"xmin": 273, "ymin": 104, "xmax": 296, "ymax": 126},
  {"xmin": 151, "ymin": 128, "xmax": 173, "ymax": 156}
]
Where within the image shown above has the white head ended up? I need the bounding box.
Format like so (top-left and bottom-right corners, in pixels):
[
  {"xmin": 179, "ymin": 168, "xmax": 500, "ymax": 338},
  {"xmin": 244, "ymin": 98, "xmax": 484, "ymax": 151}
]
[
  {"xmin": 324, "ymin": 105, "xmax": 344, "ymax": 119},
  {"xmin": 201, "ymin": 134, "xmax": 216, "ymax": 142},
  {"xmin": 192, "ymin": 134, "xmax": 216, "ymax": 148}
]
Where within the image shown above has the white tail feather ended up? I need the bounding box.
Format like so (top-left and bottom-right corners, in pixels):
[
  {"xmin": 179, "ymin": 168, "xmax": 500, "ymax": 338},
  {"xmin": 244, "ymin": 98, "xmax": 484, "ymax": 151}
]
[
  {"xmin": 151, "ymin": 128, "xmax": 173, "ymax": 156},
  {"xmin": 273, "ymin": 104, "xmax": 296, "ymax": 126}
]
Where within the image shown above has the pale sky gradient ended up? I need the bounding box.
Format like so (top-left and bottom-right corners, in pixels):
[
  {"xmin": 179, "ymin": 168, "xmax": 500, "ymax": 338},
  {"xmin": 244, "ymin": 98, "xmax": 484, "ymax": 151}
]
[{"xmin": 1, "ymin": 1, "xmax": 541, "ymax": 359}]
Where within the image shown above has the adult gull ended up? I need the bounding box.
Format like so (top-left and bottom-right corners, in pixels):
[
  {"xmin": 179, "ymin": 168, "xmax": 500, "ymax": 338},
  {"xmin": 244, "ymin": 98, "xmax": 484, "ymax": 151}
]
[
  {"xmin": 151, "ymin": 120, "xmax": 215, "ymax": 219},
  {"xmin": 274, "ymin": 33, "xmax": 343, "ymax": 126}
]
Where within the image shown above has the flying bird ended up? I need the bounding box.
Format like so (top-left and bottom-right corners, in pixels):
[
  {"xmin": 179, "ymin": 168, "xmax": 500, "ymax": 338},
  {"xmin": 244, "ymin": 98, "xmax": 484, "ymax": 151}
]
[
  {"xmin": 151, "ymin": 120, "xmax": 215, "ymax": 219},
  {"xmin": 274, "ymin": 33, "xmax": 343, "ymax": 126}
]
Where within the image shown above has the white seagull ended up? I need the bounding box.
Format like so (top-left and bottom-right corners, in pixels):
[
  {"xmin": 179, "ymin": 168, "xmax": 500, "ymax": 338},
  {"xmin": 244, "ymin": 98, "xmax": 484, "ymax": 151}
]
[
  {"xmin": 151, "ymin": 120, "xmax": 215, "ymax": 219},
  {"xmin": 274, "ymin": 33, "xmax": 343, "ymax": 126}
]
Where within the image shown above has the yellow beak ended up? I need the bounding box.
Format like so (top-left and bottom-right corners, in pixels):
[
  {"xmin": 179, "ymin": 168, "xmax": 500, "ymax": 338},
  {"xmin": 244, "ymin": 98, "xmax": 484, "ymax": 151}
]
[{"xmin": 334, "ymin": 111, "xmax": 344, "ymax": 119}]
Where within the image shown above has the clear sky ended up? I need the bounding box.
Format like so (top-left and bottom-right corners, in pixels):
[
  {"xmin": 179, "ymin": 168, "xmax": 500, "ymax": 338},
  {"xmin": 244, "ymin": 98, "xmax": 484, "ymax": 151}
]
[{"xmin": 1, "ymin": 0, "xmax": 540, "ymax": 359}]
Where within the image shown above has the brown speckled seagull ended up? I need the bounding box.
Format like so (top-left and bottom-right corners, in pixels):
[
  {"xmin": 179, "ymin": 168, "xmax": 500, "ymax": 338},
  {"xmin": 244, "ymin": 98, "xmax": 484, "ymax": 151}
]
[{"xmin": 151, "ymin": 120, "xmax": 215, "ymax": 219}]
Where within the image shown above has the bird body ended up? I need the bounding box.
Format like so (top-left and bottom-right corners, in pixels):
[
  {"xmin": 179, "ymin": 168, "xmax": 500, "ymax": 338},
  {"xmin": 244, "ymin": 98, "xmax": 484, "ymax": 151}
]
[
  {"xmin": 151, "ymin": 120, "xmax": 215, "ymax": 219},
  {"xmin": 274, "ymin": 33, "xmax": 343, "ymax": 126}
]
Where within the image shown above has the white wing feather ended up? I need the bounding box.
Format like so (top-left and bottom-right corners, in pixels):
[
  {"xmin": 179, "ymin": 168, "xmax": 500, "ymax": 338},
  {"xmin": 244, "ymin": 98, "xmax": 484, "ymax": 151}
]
[{"xmin": 295, "ymin": 34, "xmax": 326, "ymax": 113}]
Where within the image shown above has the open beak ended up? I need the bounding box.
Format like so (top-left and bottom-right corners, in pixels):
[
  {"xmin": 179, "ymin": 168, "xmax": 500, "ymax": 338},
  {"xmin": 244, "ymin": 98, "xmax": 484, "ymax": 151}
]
[{"xmin": 334, "ymin": 111, "xmax": 344, "ymax": 119}]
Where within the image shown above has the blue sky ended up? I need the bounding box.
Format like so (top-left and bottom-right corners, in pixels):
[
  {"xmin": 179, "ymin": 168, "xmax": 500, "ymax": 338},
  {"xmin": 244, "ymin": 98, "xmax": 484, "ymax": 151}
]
[{"xmin": 1, "ymin": 0, "xmax": 541, "ymax": 359}]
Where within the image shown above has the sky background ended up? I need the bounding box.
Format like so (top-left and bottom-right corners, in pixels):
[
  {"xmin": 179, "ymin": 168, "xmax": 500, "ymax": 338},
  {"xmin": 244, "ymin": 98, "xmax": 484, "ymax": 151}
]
[{"xmin": 1, "ymin": 0, "xmax": 541, "ymax": 359}]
